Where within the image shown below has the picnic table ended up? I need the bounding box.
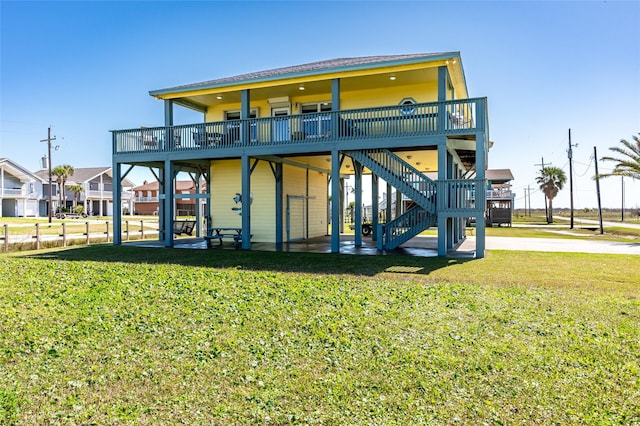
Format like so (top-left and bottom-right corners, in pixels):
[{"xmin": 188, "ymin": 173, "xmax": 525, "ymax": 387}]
[{"xmin": 204, "ymin": 227, "xmax": 246, "ymax": 248}]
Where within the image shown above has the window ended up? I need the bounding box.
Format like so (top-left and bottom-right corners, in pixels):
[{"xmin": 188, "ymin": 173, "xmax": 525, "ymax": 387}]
[
  {"xmin": 399, "ymin": 97, "xmax": 416, "ymax": 115},
  {"xmin": 224, "ymin": 109, "xmax": 258, "ymax": 142},
  {"xmin": 301, "ymin": 102, "xmax": 332, "ymax": 137}
]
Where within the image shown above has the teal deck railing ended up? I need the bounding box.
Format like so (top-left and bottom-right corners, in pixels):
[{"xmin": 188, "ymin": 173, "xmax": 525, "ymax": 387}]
[
  {"xmin": 112, "ymin": 98, "xmax": 487, "ymax": 154},
  {"xmin": 436, "ymin": 179, "xmax": 486, "ymax": 215}
]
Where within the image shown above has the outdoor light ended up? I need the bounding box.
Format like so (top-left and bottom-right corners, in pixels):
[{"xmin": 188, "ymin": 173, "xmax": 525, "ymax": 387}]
[
  {"xmin": 216, "ymin": 95, "xmax": 222, "ymax": 100},
  {"xmin": 298, "ymin": 85, "xmax": 305, "ymax": 91},
  {"xmin": 389, "ymin": 75, "xmax": 396, "ymax": 81}
]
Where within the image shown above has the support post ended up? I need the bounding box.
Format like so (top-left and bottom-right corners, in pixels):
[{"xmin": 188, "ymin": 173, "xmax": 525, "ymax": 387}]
[
  {"xmin": 113, "ymin": 162, "xmax": 122, "ymax": 245},
  {"xmin": 354, "ymin": 161, "xmax": 362, "ymax": 247},
  {"xmin": 475, "ymin": 132, "xmax": 487, "ymax": 258},
  {"xmin": 163, "ymin": 160, "xmax": 174, "ymax": 247},
  {"xmin": 274, "ymin": 162, "xmax": 283, "ymax": 249},
  {"xmin": 371, "ymin": 174, "xmax": 379, "ymax": 241},
  {"xmin": 331, "ymin": 150, "xmax": 341, "ymax": 253},
  {"xmin": 437, "ymin": 143, "xmax": 447, "ymax": 256},
  {"xmin": 241, "ymin": 154, "xmax": 251, "ymax": 249}
]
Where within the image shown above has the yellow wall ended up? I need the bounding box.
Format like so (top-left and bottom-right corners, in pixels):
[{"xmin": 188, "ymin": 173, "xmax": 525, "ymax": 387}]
[
  {"xmin": 209, "ymin": 160, "xmax": 328, "ymax": 243},
  {"xmin": 283, "ymin": 165, "xmax": 328, "ymax": 240},
  {"xmin": 210, "ymin": 159, "xmax": 275, "ymax": 242},
  {"xmin": 204, "ymin": 81, "xmax": 439, "ymax": 122}
]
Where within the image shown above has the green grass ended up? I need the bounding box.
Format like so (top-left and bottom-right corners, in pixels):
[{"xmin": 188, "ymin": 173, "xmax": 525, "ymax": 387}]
[{"xmin": 1, "ymin": 246, "xmax": 638, "ymax": 424}]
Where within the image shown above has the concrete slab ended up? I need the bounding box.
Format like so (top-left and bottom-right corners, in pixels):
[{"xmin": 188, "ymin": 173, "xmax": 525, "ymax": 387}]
[{"xmin": 127, "ymin": 233, "xmax": 640, "ymax": 257}]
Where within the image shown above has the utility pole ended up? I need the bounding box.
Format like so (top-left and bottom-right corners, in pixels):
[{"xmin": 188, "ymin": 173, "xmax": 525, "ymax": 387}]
[
  {"xmin": 534, "ymin": 157, "xmax": 549, "ymax": 222},
  {"xmin": 40, "ymin": 126, "xmax": 56, "ymax": 223},
  {"xmin": 567, "ymin": 129, "xmax": 578, "ymax": 229},
  {"xmin": 527, "ymin": 185, "xmax": 531, "ymax": 216},
  {"xmin": 594, "ymin": 146, "xmax": 604, "ymax": 235}
]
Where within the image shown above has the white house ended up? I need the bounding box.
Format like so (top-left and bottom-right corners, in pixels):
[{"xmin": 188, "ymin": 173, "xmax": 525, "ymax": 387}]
[{"xmin": 0, "ymin": 158, "xmax": 45, "ymax": 217}]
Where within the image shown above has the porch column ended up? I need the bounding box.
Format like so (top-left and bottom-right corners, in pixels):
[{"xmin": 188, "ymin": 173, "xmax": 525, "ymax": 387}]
[
  {"xmin": 163, "ymin": 159, "xmax": 174, "ymax": 248},
  {"xmin": 386, "ymin": 182, "xmax": 392, "ymax": 222},
  {"xmin": 157, "ymin": 167, "xmax": 167, "ymax": 241},
  {"xmin": 395, "ymin": 189, "xmax": 402, "ymax": 218},
  {"xmin": 353, "ymin": 161, "xmax": 363, "ymax": 247},
  {"xmin": 446, "ymin": 150, "xmax": 455, "ymax": 250},
  {"xmin": 112, "ymin": 162, "xmax": 122, "ymax": 245},
  {"xmin": 241, "ymin": 89, "xmax": 251, "ymax": 146},
  {"xmin": 195, "ymin": 173, "xmax": 202, "ymax": 237},
  {"xmin": 274, "ymin": 162, "xmax": 283, "ymax": 249},
  {"xmin": 371, "ymin": 174, "xmax": 379, "ymax": 241},
  {"xmin": 331, "ymin": 150, "xmax": 341, "ymax": 253},
  {"xmin": 241, "ymin": 154, "xmax": 251, "ymax": 250},
  {"xmin": 164, "ymin": 100, "xmax": 174, "ymax": 126},
  {"xmin": 437, "ymin": 142, "xmax": 448, "ymax": 256},
  {"xmin": 331, "ymin": 79, "xmax": 340, "ymax": 138},
  {"xmin": 438, "ymin": 66, "xmax": 448, "ymax": 101},
  {"xmin": 204, "ymin": 167, "xmax": 212, "ymax": 231},
  {"xmin": 475, "ymin": 131, "xmax": 487, "ymax": 259}
]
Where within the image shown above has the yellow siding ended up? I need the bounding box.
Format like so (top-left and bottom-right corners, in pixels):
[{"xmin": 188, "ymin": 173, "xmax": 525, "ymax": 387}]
[
  {"xmin": 209, "ymin": 159, "xmax": 276, "ymax": 242},
  {"xmin": 307, "ymin": 171, "xmax": 328, "ymax": 238},
  {"xmin": 209, "ymin": 160, "xmax": 327, "ymax": 243},
  {"xmin": 205, "ymin": 82, "xmax": 439, "ymax": 121},
  {"xmin": 341, "ymin": 83, "xmax": 439, "ymax": 109},
  {"xmin": 283, "ymin": 165, "xmax": 328, "ymax": 240}
]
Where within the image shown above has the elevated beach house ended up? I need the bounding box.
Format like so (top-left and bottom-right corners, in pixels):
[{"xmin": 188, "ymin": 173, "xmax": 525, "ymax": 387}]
[{"xmin": 111, "ymin": 52, "xmax": 491, "ymax": 257}]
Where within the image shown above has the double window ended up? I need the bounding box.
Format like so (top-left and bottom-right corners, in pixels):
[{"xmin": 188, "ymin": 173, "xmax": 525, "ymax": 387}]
[
  {"xmin": 301, "ymin": 102, "xmax": 331, "ymax": 137},
  {"xmin": 224, "ymin": 109, "xmax": 258, "ymax": 142}
]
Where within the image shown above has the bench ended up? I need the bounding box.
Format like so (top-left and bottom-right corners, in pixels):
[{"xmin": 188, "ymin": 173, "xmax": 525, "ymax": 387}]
[
  {"xmin": 204, "ymin": 227, "xmax": 251, "ymax": 248},
  {"xmin": 173, "ymin": 220, "xmax": 196, "ymax": 236}
]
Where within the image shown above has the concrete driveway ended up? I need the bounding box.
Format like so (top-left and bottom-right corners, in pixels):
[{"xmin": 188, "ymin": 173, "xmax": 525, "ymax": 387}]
[{"xmin": 458, "ymin": 236, "xmax": 640, "ymax": 255}]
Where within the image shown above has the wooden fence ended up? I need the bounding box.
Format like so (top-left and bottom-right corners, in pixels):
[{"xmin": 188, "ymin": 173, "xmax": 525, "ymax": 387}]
[{"xmin": 0, "ymin": 220, "xmax": 160, "ymax": 252}]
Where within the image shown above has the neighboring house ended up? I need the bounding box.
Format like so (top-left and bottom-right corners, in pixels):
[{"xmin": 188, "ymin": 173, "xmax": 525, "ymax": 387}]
[
  {"xmin": 0, "ymin": 158, "xmax": 44, "ymax": 217},
  {"xmin": 35, "ymin": 167, "xmax": 135, "ymax": 216},
  {"xmin": 111, "ymin": 52, "xmax": 491, "ymax": 257},
  {"xmin": 133, "ymin": 180, "xmax": 206, "ymax": 216},
  {"xmin": 485, "ymin": 169, "xmax": 515, "ymax": 227}
]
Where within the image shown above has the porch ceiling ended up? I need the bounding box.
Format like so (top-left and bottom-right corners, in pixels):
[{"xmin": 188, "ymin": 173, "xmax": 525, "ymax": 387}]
[
  {"xmin": 170, "ymin": 67, "xmax": 441, "ymax": 110},
  {"xmin": 285, "ymin": 148, "xmax": 439, "ymax": 176}
]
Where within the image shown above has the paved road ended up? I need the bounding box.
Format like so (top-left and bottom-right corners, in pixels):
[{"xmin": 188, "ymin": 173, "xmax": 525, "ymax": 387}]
[
  {"xmin": 459, "ymin": 236, "xmax": 640, "ymax": 255},
  {"xmin": 554, "ymin": 216, "xmax": 640, "ymax": 230}
]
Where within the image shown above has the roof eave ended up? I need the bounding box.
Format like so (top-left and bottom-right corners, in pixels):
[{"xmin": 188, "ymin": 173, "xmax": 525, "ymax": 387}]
[{"xmin": 149, "ymin": 52, "xmax": 462, "ymax": 98}]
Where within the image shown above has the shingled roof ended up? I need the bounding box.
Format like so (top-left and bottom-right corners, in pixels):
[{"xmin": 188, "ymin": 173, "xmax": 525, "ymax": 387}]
[
  {"xmin": 34, "ymin": 167, "xmax": 135, "ymax": 187},
  {"xmin": 150, "ymin": 52, "xmax": 458, "ymax": 96}
]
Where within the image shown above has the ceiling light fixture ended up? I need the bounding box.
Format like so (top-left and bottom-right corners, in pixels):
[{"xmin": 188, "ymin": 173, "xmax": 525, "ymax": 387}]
[
  {"xmin": 298, "ymin": 85, "xmax": 305, "ymax": 91},
  {"xmin": 389, "ymin": 75, "xmax": 396, "ymax": 81},
  {"xmin": 216, "ymin": 95, "xmax": 222, "ymax": 100}
]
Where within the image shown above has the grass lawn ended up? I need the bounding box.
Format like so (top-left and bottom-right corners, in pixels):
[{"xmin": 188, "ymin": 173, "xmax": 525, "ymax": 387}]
[{"xmin": 1, "ymin": 246, "xmax": 639, "ymax": 424}]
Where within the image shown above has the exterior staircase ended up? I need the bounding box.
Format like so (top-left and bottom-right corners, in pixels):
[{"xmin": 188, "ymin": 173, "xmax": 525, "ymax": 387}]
[{"xmin": 345, "ymin": 149, "xmax": 437, "ymax": 250}]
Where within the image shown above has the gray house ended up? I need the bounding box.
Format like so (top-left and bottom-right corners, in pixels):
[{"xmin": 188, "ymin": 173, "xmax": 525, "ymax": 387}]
[
  {"xmin": 34, "ymin": 167, "xmax": 135, "ymax": 216},
  {"xmin": 0, "ymin": 158, "xmax": 44, "ymax": 217}
]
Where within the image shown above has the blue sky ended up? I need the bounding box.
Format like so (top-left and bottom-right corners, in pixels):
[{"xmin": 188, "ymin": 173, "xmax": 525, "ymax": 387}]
[{"xmin": 1, "ymin": 0, "xmax": 639, "ymax": 209}]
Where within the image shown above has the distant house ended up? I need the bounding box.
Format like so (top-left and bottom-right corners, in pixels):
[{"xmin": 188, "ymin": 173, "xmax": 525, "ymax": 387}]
[
  {"xmin": 0, "ymin": 158, "xmax": 44, "ymax": 217},
  {"xmin": 35, "ymin": 167, "xmax": 135, "ymax": 216},
  {"xmin": 133, "ymin": 180, "xmax": 206, "ymax": 216},
  {"xmin": 485, "ymin": 169, "xmax": 515, "ymax": 227}
]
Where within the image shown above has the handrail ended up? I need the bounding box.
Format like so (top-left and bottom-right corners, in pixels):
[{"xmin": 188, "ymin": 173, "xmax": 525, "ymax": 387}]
[
  {"xmin": 436, "ymin": 179, "xmax": 486, "ymax": 214},
  {"xmin": 378, "ymin": 207, "xmax": 435, "ymax": 250},
  {"xmin": 112, "ymin": 98, "xmax": 488, "ymax": 154}
]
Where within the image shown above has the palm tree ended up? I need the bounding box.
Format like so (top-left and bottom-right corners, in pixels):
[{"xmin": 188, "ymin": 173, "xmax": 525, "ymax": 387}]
[
  {"xmin": 68, "ymin": 183, "xmax": 84, "ymax": 212},
  {"xmin": 51, "ymin": 164, "xmax": 75, "ymax": 212},
  {"xmin": 536, "ymin": 166, "xmax": 566, "ymax": 224},
  {"xmin": 600, "ymin": 133, "xmax": 640, "ymax": 180}
]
